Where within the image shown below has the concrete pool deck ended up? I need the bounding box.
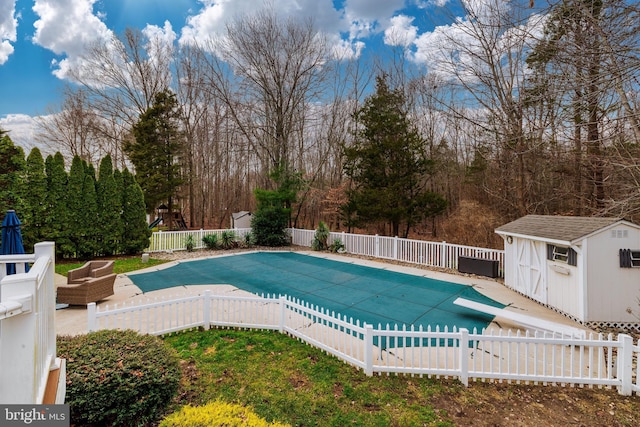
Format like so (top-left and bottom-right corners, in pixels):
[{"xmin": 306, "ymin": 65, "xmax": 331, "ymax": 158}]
[{"xmin": 55, "ymin": 250, "xmax": 593, "ymax": 337}]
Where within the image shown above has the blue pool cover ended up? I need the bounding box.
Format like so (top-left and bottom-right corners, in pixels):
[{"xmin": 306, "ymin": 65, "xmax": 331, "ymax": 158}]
[{"xmin": 128, "ymin": 252, "xmax": 504, "ymax": 333}]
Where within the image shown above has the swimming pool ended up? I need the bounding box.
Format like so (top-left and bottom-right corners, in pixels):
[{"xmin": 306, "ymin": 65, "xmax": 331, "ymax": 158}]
[{"xmin": 128, "ymin": 251, "xmax": 504, "ymax": 332}]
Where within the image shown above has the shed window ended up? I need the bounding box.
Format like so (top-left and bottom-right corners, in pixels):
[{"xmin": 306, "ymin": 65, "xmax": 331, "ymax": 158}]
[
  {"xmin": 619, "ymin": 249, "xmax": 640, "ymax": 268},
  {"xmin": 547, "ymin": 244, "xmax": 577, "ymax": 266}
]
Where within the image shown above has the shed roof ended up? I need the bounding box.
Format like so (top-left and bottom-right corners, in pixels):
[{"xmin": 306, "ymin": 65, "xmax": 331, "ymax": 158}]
[
  {"xmin": 495, "ymin": 215, "xmax": 624, "ymax": 242},
  {"xmin": 232, "ymin": 211, "xmax": 251, "ymax": 220}
]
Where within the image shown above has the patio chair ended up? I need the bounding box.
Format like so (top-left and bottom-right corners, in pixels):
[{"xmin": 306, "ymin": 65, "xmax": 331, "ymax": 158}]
[
  {"xmin": 57, "ymin": 260, "xmax": 116, "ymax": 305},
  {"xmin": 67, "ymin": 260, "xmax": 114, "ymax": 284}
]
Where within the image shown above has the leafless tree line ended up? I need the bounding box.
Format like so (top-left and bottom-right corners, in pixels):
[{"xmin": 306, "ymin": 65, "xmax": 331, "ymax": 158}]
[{"xmin": 35, "ymin": 1, "xmax": 640, "ymax": 235}]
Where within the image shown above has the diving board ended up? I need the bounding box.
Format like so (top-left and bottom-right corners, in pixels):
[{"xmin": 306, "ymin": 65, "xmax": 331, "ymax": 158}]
[{"xmin": 453, "ymin": 297, "xmax": 587, "ymax": 339}]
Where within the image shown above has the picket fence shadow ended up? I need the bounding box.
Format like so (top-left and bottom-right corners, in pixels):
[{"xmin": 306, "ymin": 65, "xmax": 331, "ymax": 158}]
[{"xmin": 87, "ymin": 290, "xmax": 640, "ymax": 396}]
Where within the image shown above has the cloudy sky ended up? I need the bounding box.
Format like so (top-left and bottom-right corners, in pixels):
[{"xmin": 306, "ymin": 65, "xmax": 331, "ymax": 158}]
[{"xmin": 0, "ymin": 0, "xmax": 482, "ymax": 148}]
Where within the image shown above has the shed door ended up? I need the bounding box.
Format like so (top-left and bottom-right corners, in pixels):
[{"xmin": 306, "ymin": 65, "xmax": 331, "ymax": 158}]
[{"xmin": 516, "ymin": 239, "xmax": 547, "ymax": 304}]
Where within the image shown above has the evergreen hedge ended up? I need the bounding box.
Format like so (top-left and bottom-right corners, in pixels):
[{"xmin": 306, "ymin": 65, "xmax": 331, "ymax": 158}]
[{"xmin": 0, "ymin": 139, "xmax": 151, "ymax": 259}]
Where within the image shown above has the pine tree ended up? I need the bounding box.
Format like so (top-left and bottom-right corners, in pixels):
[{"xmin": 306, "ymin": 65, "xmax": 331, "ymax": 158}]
[
  {"xmin": 45, "ymin": 153, "xmax": 70, "ymax": 258},
  {"xmin": 342, "ymin": 74, "xmax": 446, "ymax": 237},
  {"xmin": 251, "ymin": 166, "xmax": 304, "ymax": 247},
  {"xmin": 97, "ymin": 155, "xmax": 122, "ymax": 255},
  {"xmin": 125, "ymin": 90, "xmax": 184, "ymax": 225},
  {"xmin": 79, "ymin": 166, "xmax": 98, "ymax": 259},
  {"xmin": 0, "ymin": 133, "xmax": 26, "ymax": 215},
  {"xmin": 21, "ymin": 148, "xmax": 48, "ymax": 251},
  {"xmin": 113, "ymin": 168, "xmax": 125, "ymax": 249},
  {"xmin": 121, "ymin": 168, "xmax": 151, "ymax": 254},
  {"xmin": 67, "ymin": 156, "xmax": 87, "ymax": 258}
]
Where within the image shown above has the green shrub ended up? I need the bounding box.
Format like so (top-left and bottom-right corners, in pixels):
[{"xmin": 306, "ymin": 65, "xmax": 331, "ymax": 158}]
[
  {"xmin": 220, "ymin": 230, "xmax": 238, "ymax": 249},
  {"xmin": 250, "ymin": 206, "xmax": 290, "ymax": 247},
  {"xmin": 242, "ymin": 231, "xmax": 256, "ymax": 247},
  {"xmin": 58, "ymin": 329, "xmax": 181, "ymax": 427},
  {"xmin": 185, "ymin": 235, "xmax": 195, "ymax": 252},
  {"xmin": 311, "ymin": 221, "xmax": 330, "ymax": 251},
  {"xmin": 160, "ymin": 401, "xmax": 290, "ymax": 427},
  {"xmin": 202, "ymin": 234, "xmax": 219, "ymax": 249},
  {"xmin": 329, "ymin": 238, "xmax": 346, "ymax": 253}
]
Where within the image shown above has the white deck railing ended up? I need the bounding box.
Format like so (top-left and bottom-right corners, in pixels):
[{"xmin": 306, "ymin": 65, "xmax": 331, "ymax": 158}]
[
  {"xmin": 87, "ymin": 292, "xmax": 639, "ymax": 395},
  {"xmin": 0, "ymin": 242, "xmax": 65, "ymax": 404},
  {"xmin": 146, "ymin": 228, "xmax": 505, "ymax": 277}
]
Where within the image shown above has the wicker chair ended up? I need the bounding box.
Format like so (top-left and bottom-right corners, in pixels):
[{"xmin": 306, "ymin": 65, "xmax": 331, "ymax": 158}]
[
  {"xmin": 57, "ymin": 261, "xmax": 116, "ymax": 305},
  {"xmin": 67, "ymin": 260, "xmax": 114, "ymax": 284}
]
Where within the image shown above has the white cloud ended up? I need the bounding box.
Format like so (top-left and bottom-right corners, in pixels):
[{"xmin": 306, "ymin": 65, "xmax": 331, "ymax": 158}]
[
  {"xmin": 143, "ymin": 20, "xmax": 177, "ymax": 62},
  {"xmin": 344, "ymin": 0, "xmax": 405, "ymax": 22},
  {"xmin": 180, "ymin": 0, "xmax": 407, "ymax": 60},
  {"xmin": 330, "ymin": 37, "xmax": 365, "ymax": 61},
  {"xmin": 412, "ymin": 0, "xmax": 544, "ymax": 82},
  {"xmin": 32, "ymin": 0, "xmax": 113, "ymax": 79},
  {"xmin": 0, "ymin": 0, "xmax": 18, "ymax": 64},
  {"xmin": 342, "ymin": 0, "xmax": 405, "ymax": 41},
  {"xmin": 384, "ymin": 15, "xmax": 417, "ymax": 47},
  {"xmin": 421, "ymin": 0, "xmax": 451, "ymax": 7},
  {"xmin": 180, "ymin": 0, "xmax": 346, "ymax": 46},
  {"xmin": 413, "ymin": 22, "xmax": 470, "ymax": 80},
  {"xmin": 0, "ymin": 114, "xmax": 50, "ymax": 155},
  {"xmin": 179, "ymin": 0, "xmax": 228, "ymax": 46}
]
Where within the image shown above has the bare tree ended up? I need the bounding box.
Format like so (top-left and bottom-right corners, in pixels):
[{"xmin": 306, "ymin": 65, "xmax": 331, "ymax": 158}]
[
  {"xmin": 200, "ymin": 7, "xmax": 332, "ymax": 183},
  {"xmin": 423, "ymin": 0, "xmax": 544, "ymax": 217},
  {"xmin": 527, "ymin": 0, "xmax": 640, "ymax": 215},
  {"xmin": 68, "ymin": 27, "xmax": 174, "ymax": 147},
  {"xmin": 35, "ymin": 86, "xmax": 104, "ymax": 163}
]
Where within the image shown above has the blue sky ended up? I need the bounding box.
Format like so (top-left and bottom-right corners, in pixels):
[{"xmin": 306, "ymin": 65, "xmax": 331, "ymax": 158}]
[
  {"xmin": 1, "ymin": 0, "xmax": 207, "ymax": 116},
  {"xmin": 0, "ymin": 0, "xmax": 487, "ymax": 149}
]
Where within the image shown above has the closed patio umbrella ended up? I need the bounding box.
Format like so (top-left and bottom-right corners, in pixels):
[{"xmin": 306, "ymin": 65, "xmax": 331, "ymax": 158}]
[{"xmin": 1, "ymin": 210, "xmax": 27, "ymax": 275}]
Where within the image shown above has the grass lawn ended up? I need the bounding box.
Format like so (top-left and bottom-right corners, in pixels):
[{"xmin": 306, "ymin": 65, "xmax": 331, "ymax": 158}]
[
  {"xmin": 55, "ymin": 256, "xmax": 168, "ymax": 277},
  {"xmin": 163, "ymin": 328, "xmax": 640, "ymax": 427},
  {"xmin": 163, "ymin": 328, "xmax": 452, "ymax": 426}
]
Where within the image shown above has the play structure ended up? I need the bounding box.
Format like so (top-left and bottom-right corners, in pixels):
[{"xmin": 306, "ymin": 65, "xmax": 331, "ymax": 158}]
[{"xmin": 150, "ymin": 204, "xmax": 188, "ymax": 230}]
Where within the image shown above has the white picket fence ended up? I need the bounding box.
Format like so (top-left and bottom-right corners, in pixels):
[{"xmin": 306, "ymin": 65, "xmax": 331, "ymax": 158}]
[
  {"xmin": 0, "ymin": 242, "xmax": 65, "ymax": 404},
  {"xmin": 146, "ymin": 228, "xmax": 505, "ymax": 277},
  {"xmin": 148, "ymin": 228, "xmax": 253, "ymax": 252},
  {"xmin": 87, "ymin": 291, "xmax": 640, "ymax": 395}
]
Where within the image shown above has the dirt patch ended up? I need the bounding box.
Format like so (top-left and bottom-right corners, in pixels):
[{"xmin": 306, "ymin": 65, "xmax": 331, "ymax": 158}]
[{"xmin": 431, "ymin": 381, "xmax": 639, "ymax": 426}]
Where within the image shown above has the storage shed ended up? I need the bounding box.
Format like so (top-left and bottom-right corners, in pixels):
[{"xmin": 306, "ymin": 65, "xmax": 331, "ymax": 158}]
[
  {"xmin": 495, "ymin": 215, "xmax": 640, "ymax": 330},
  {"xmin": 231, "ymin": 211, "xmax": 252, "ymax": 229}
]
